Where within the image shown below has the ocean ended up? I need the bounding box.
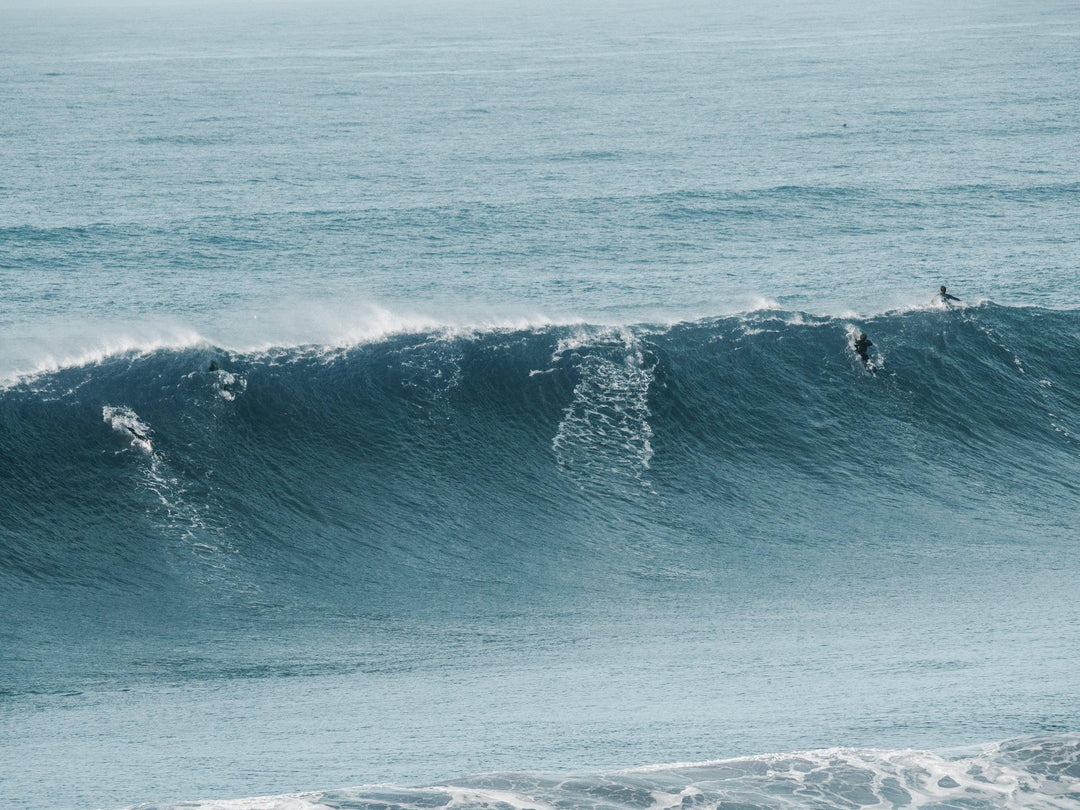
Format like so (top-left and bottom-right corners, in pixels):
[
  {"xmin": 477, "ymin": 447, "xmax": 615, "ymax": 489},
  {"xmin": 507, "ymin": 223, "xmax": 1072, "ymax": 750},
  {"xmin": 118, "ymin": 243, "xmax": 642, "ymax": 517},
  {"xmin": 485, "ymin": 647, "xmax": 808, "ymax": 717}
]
[{"xmin": 2, "ymin": 0, "xmax": 1079, "ymax": 808}]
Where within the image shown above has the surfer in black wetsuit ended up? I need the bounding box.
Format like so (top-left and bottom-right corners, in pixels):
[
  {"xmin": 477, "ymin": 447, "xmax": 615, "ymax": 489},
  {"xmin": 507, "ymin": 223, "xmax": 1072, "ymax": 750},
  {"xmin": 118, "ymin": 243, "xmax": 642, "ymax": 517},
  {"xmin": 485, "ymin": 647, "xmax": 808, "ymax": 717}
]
[
  {"xmin": 938, "ymin": 285, "xmax": 960, "ymax": 304},
  {"xmin": 123, "ymin": 424, "xmax": 150, "ymax": 445},
  {"xmin": 208, "ymin": 359, "xmax": 218, "ymax": 372},
  {"xmin": 854, "ymin": 332, "xmax": 872, "ymax": 367}
]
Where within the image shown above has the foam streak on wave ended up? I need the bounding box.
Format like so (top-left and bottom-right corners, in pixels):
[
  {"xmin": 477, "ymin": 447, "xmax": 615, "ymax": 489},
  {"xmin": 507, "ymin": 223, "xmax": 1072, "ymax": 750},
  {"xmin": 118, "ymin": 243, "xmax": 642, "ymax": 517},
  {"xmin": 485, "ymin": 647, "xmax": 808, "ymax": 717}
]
[{"xmin": 552, "ymin": 327, "xmax": 657, "ymax": 491}]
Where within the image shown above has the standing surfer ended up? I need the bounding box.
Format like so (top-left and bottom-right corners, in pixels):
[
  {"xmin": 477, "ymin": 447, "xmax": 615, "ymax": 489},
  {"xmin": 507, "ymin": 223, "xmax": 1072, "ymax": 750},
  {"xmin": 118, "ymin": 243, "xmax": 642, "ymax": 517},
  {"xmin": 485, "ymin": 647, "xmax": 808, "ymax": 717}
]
[{"xmin": 854, "ymin": 332, "xmax": 873, "ymax": 368}]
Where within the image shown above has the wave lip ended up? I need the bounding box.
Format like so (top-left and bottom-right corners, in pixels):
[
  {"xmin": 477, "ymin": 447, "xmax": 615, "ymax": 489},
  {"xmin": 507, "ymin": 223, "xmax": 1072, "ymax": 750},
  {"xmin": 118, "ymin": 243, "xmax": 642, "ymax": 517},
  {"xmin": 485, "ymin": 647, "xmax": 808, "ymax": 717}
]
[
  {"xmin": 0, "ymin": 304, "xmax": 585, "ymax": 390},
  {"xmin": 0, "ymin": 325, "xmax": 210, "ymax": 390},
  {"xmin": 2, "ymin": 298, "xmax": 1065, "ymax": 389}
]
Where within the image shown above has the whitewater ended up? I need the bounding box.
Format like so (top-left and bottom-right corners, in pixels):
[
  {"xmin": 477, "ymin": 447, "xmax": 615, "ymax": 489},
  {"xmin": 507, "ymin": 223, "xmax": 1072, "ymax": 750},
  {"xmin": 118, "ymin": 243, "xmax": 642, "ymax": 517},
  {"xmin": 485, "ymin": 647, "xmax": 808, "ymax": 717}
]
[{"xmin": 2, "ymin": 0, "xmax": 1079, "ymax": 808}]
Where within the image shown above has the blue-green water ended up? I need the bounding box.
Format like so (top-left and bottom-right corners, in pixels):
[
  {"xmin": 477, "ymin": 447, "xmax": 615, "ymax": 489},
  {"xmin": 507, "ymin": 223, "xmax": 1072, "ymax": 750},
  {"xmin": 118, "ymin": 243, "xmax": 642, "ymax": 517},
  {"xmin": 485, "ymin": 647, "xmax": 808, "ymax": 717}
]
[{"xmin": 2, "ymin": 1, "xmax": 1079, "ymax": 808}]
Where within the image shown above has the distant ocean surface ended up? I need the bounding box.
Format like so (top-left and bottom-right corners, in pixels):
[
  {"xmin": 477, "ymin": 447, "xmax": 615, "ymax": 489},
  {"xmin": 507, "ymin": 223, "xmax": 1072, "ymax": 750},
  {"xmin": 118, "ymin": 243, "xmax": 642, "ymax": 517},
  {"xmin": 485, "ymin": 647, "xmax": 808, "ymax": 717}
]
[{"xmin": 2, "ymin": 0, "xmax": 1079, "ymax": 808}]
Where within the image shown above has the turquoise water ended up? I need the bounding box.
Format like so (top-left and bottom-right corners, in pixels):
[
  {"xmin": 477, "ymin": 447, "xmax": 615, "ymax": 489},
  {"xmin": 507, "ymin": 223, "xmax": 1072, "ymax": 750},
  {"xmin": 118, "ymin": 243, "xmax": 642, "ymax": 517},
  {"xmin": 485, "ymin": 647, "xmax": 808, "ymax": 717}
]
[{"xmin": 2, "ymin": 1, "xmax": 1079, "ymax": 808}]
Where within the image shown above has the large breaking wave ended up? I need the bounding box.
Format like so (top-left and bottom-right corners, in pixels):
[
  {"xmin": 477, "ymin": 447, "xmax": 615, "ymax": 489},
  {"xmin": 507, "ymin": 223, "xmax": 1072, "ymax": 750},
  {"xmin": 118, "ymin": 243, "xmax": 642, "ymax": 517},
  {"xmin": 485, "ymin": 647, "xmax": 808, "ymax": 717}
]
[{"xmin": 2, "ymin": 303, "xmax": 1077, "ymax": 603}]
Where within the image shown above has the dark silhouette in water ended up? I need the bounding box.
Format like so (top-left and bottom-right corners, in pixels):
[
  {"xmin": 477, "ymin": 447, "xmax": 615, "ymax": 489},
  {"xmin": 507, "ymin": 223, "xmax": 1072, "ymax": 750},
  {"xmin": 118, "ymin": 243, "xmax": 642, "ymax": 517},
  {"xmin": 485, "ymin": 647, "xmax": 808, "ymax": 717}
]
[
  {"xmin": 854, "ymin": 332, "xmax": 873, "ymax": 367},
  {"xmin": 938, "ymin": 285, "xmax": 960, "ymax": 304},
  {"xmin": 208, "ymin": 359, "xmax": 218, "ymax": 372},
  {"xmin": 125, "ymin": 425, "xmax": 149, "ymax": 442}
]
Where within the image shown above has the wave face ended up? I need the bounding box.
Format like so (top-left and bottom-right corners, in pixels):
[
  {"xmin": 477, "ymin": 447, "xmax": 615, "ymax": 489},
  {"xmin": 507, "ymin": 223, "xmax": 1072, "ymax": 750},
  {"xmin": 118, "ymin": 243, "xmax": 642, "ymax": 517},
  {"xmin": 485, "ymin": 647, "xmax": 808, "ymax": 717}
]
[
  {"xmin": 2, "ymin": 303, "xmax": 1078, "ymax": 607},
  {"xmin": 130, "ymin": 735, "xmax": 1080, "ymax": 810}
]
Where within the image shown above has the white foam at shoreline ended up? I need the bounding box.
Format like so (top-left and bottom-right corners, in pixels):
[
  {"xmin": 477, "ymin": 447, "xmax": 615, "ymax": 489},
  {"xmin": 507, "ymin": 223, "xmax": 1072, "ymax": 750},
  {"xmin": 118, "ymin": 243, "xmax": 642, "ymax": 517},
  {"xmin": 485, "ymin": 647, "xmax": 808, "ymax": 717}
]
[{"xmin": 118, "ymin": 735, "xmax": 1080, "ymax": 810}]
